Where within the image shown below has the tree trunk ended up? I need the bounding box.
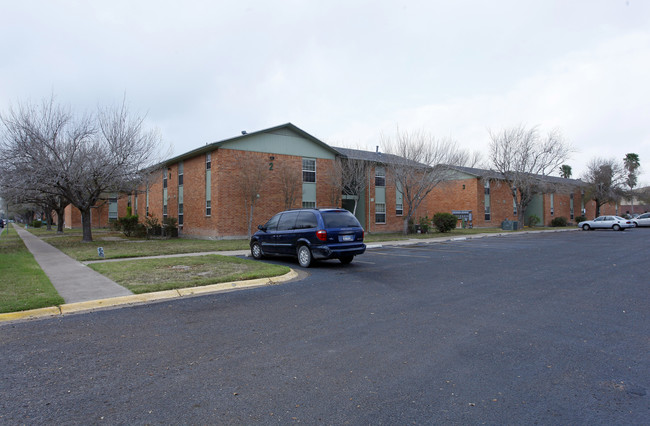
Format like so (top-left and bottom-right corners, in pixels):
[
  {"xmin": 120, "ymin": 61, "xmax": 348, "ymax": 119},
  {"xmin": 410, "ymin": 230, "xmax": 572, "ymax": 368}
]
[
  {"xmin": 403, "ymin": 217, "xmax": 409, "ymax": 235},
  {"xmin": 55, "ymin": 208, "xmax": 65, "ymax": 234},
  {"xmin": 517, "ymin": 208, "xmax": 526, "ymax": 226},
  {"xmin": 45, "ymin": 213, "xmax": 53, "ymax": 231},
  {"xmin": 247, "ymin": 200, "xmax": 255, "ymax": 238},
  {"xmin": 81, "ymin": 208, "xmax": 93, "ymax": 242}
]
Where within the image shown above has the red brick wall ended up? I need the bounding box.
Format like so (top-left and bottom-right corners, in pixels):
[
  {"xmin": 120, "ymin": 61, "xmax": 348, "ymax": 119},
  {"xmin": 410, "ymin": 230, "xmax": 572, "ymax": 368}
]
[
  {"xmin": 63, "ymin": 202, "xmax": 111, "ymax": 229},
  {"xmin": 363, "ymin": 165, "xmax": 409, "ymax": 233},
  {"xmin": 159, "ymin": 148, "xmax": 340, "ymax": 238},
  {"xmin": 424, "ymin": 178, "xmax": 515, "ymax": 228}
]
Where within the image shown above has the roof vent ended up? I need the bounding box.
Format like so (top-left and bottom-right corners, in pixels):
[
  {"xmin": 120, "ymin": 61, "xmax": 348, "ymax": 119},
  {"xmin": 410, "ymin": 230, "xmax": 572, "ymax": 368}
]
[{"xmin": 241, "ymin": 131, "xmax": 247, "ymax": 135}]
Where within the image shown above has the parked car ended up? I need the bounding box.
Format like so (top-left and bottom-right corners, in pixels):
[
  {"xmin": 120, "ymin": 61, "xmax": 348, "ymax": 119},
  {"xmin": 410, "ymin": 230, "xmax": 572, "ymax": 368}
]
[
  {"xmin": 578, "ymin": 216, "xmax": 634, "ymax": 231},
  {"xmin": 250, "ymin": 208, "xmax": 366, "ymax": 267},
  {"xmin": 632, "ymin": 212, "xmax": 650, "ymax": 227}
]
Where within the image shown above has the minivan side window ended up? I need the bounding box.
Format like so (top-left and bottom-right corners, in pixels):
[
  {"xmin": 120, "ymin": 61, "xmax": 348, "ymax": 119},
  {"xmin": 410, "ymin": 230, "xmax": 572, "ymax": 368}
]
[
  {"xmin": 295, "ymin": 211, "xmax": 318, "ymax": 229},
  {"xmin": 264, "ymin": 214, "xmax": 281, "ymax": 231},
  {"xmin": 277, "ymin": 211, "xmax": 300, "ymax": 231}
]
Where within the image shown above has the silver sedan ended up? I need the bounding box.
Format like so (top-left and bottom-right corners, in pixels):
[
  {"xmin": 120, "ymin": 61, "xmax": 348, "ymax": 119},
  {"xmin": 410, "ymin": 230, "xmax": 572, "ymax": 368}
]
[
  {"xmin": 578, "ymin": 216, "xmax": 634, "ymax": 231},
  {"xmin": 632, "ymin": 212, "xmax": 650, "ymax": 227}
]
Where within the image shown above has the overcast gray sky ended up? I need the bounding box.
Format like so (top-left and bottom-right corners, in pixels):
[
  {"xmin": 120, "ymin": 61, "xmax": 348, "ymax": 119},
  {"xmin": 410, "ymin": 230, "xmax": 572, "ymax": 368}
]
[{"xmin": 2, "ymin": 0, "xmax": 649, "ymax": 184}]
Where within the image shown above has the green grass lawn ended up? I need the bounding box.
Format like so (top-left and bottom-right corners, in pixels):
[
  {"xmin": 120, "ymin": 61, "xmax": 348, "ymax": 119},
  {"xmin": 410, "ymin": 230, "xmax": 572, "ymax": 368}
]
[
  {"xmin": 29, "ymin": 228, "xmax": 250, "ymax": 261},
  {"xmin": 89, "ymin": 255, "xmax": 290, "ymax": 294},
  {"xmin": 0, "ymin": 230, "xmax": 65, "ymax": 313},
  {"xmin": 26, "ymin": 225, "xmax": 558, "ymax": 260}
]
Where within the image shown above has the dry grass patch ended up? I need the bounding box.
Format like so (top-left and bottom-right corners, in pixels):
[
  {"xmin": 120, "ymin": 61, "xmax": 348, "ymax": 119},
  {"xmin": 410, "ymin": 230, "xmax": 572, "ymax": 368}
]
[{"xmin": 89, "ymin": 255, "xmax": 290, "ymax": 294}]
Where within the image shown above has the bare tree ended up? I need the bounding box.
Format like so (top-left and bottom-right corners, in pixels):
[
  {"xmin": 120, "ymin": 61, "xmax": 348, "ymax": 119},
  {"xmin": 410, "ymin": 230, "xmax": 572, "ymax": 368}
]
[
  {"xmin": 382, "ymin": 129, "xmax": 469, "ymax": 234},
  {"xmin": 236, "ymin": 153, "xmax": 268, "ymax": 237},
  {"xmin": 0, "ymin": 96, "xmax": 161, "ymax": 242},
  {"xmin": 335, "ymin": 157, "xmax": 370, "ymax": 215},
  {"xmin": 277, "ymin": 163, "xmax": 301, "ymax": 210},
  {"xmin": 582, "ymin": 158, "xmax": 626, "ymax": 217},
  {"xmin": 489, "ymin": 125, "xmax": 572, "ymax": 224}
]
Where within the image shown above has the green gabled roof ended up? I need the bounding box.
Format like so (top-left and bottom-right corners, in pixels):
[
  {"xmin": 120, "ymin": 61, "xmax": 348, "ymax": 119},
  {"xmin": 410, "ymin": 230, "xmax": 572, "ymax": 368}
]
[{"xmin": 159, "ymin": 123, "xmax": 340, "ymax": 167}]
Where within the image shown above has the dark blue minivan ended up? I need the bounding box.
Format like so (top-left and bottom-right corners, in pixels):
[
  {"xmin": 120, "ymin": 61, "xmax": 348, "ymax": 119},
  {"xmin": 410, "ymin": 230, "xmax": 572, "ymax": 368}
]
[{"xmin": 250, "ymin": 208, "xmax": 366, "ymax": 267}]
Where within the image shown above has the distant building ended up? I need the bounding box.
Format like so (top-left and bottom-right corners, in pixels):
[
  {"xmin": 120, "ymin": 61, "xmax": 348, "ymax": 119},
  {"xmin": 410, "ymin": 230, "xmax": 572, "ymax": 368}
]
[{"xmin": 62, "ymin": 123, "xmax": 620, "ymax": 234}]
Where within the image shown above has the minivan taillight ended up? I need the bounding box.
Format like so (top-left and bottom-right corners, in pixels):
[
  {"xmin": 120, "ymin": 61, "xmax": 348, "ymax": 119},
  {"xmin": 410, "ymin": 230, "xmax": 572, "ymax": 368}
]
[{"xmin": 316, "ymin": 230, "xmax": 327, "ymax": 241}]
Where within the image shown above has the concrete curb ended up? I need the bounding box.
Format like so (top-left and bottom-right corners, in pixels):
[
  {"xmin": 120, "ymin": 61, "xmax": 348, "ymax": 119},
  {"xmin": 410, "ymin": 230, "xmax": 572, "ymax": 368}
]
[
  {"xmin": 364, "ymin": 228, "xmax": 578, "ymax": 249},
  {"xmin": 0, "ymin": 269, "xmax": 298, "ymax": 323}
]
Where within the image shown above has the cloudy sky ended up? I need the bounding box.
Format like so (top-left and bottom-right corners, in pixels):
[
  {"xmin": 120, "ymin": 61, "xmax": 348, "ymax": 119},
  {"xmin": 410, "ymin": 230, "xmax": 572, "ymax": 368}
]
[{"xmin": 1, "ymin": 0, "xmax": 649, "ymax": 184}]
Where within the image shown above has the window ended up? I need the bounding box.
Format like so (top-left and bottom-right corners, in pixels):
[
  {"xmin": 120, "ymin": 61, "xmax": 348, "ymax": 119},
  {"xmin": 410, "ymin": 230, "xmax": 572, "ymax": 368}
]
[
  {"xmin": 205, "ymin": 157, "xmax": 212, "ymax": 216},
  {"xmin": 512, "ymin": 188, "xmax": 517, "ymax": 216},
  {"xmin": 323, "ymin": 211, "xmax": 361, "ymax": 228},
  {"xmin": 302, "ymin": 158, "xmax": 316, "ymax": 183},
  {"xmin": 375, "ymin": 203, "xmax": 386, "ymax": 223},
  {"xmin": 108, "ymin": 195, "xmax": 118, "ymax": 222},
  {"xmin": 295, "ymin": 211, "xmax": 318, "ymax": 229},
  {"xmin": 178, "ymin": 203, "xmax": 184, "ymax": 226},
  {"xmin": 264, "ymin": 213, "xmax": 281, "ymax": 231},
  {"xmin": 277, "ymin": 212, "xmax": 299, "ymax": 231},
  {"xmin": 302, "ymin": 201, "xmax": 316, "ymax": 209},
  {"xmin": 550, "ymin": 193, "xmax": 554, "ymax": 216},
  {"xmin": 375, "ymin": 166, "xmax": 385, "ymax": 187},
  {"xmin": 396, "ymin": 182, "xmax": 403, "ymax": 215},
  {"xmin": 206, "ymin": 153, "xmax": 211, "ymax": 170},
  {"xmin": 163, "ymin": 204, "xmax": 168, "ymax": 218},
  {"xmin": 570, "ymin": 193, "xmax": 574, "ymax": 219},
  {"xmin": 178, "ymin": 162, "xmax": 184, "ymax": 186},
  {"xmin": 484, "ymin": 180, "xmax": 491, "ymax": 221},
  {"xmin": 163, "ymin": 170, "xmax": 168, "ymax": 189}
]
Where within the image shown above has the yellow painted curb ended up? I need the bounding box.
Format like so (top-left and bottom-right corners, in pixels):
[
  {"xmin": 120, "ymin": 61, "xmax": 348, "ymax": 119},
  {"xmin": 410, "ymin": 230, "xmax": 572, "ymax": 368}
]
[
  {"xmin": 59, "ymin": 290, "xmax": 181, "ymax": 315},
  {"xmin": 0, "ymin": 306, "xmax": 61, "ymax": 322},
  {"xmin": 0, "ymin": 269, "xmax": 298, "ymax": 323}
]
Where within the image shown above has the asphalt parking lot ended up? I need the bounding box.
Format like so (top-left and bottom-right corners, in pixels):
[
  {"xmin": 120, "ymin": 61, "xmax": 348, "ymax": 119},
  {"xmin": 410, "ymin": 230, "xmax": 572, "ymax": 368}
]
[{"xmin": 1, "ymin": 230, "xmax": 648, "ymax": 424}]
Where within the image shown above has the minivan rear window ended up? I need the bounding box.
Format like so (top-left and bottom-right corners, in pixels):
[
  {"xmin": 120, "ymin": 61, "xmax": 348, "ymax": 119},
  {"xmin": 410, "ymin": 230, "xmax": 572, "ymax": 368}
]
[{"xmin": 322, "ymin": 211, "xmax": 361, "ymax": 228}]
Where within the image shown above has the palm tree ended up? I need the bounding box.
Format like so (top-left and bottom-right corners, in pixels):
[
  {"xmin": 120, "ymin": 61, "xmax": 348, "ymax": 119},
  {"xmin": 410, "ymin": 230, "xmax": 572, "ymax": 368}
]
[
  {"xmin": 624, "ymin": 153, "xmax": 641, "ymax": 213},
  {"xmin": 559, "ymin": 164, "xmax": 572, "ymax": 178}
]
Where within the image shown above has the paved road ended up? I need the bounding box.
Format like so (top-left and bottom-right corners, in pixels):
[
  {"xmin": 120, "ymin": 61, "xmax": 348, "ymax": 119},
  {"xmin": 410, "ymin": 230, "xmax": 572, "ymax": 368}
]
[{"xmin": 1, "ymin": 230, "xmax": 648, "ymax": 424}]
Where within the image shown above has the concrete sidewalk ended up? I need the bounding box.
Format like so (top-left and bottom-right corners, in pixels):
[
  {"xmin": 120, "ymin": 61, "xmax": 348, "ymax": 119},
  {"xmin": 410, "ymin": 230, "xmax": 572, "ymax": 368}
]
[{"xmin": 12, "ymin": 224, "xmax": 133, "ymax": 303}]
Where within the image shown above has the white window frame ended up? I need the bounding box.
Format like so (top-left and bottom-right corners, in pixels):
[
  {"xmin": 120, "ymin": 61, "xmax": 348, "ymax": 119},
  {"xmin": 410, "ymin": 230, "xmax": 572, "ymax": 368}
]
[
  {"xmin": 302, "ymin": 158, "xmax": 316, "ymax": 183},
  {"xmin": 375, "ymin": 203, "xmax": 386, "ymax": 224}
]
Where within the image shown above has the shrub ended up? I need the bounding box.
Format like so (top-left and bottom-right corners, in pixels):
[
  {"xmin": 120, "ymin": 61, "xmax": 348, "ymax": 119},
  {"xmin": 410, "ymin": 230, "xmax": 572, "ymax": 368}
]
[
  {"xmin": 30, "ymin": 220, "xmax": 42, "ymax": 228},
  {"xmin": 550, "ymin": 216, "xmax": 568, "ymax": 227},
  {"xmin": 144, "ymin": 214, "xmax": 162, "ymax": 238},
  {"xmin": 575, "ymin": 215, "xmax": 586, "ymax": 224},
  {"xmin": 419, "ymin": 216, "xmax": 430, "ymax": 233},
  {"xmin": 526, "ymin": 215, "xmax": 540, "ymax": 227},
  {"xmin": 117, "ymin": 215, "xmax": 140, "ymax": 237},
  {"xmin": 162, "ymin": 216, "xmax": 178, "ymax": 238},
  {"xmin": 433, "ymin": 212, "xmax": 457, "ymax": 233},
  {"xmin": 407, "ymin": 217, "xmax": 416, "ymax": 234}
]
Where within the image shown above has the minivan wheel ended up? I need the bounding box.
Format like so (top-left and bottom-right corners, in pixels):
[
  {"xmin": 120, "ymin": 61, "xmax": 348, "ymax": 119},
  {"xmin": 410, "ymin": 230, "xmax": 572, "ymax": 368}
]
[
  {"xmin": 297, "ymin": 245, "xmax": 312, "ymax": 268},
  {"xmin": 339, "ymin": 255, "xmax": 354, "ymax": 265},
  {"xmin": 251, "ymin": 242, "xmax": 263, "ymax": 259}
]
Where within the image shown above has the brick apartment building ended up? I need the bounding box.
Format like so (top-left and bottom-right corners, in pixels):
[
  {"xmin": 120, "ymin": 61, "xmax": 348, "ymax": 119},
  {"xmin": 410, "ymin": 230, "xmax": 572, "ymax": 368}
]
[{"xmin": 62, "ymin": 123, "xmax": 619, "ymax": 235}]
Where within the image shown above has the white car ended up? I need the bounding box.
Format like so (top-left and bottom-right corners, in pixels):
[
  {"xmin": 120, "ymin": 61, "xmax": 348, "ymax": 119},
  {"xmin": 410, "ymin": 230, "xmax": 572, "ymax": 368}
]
[
  {"xmin": 631, "ymin": 212, "xmax": 650, "ymax": 227},
  {"xmin": 578, "ymin": 216, "xmax": 634, "ymax": 231}
]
